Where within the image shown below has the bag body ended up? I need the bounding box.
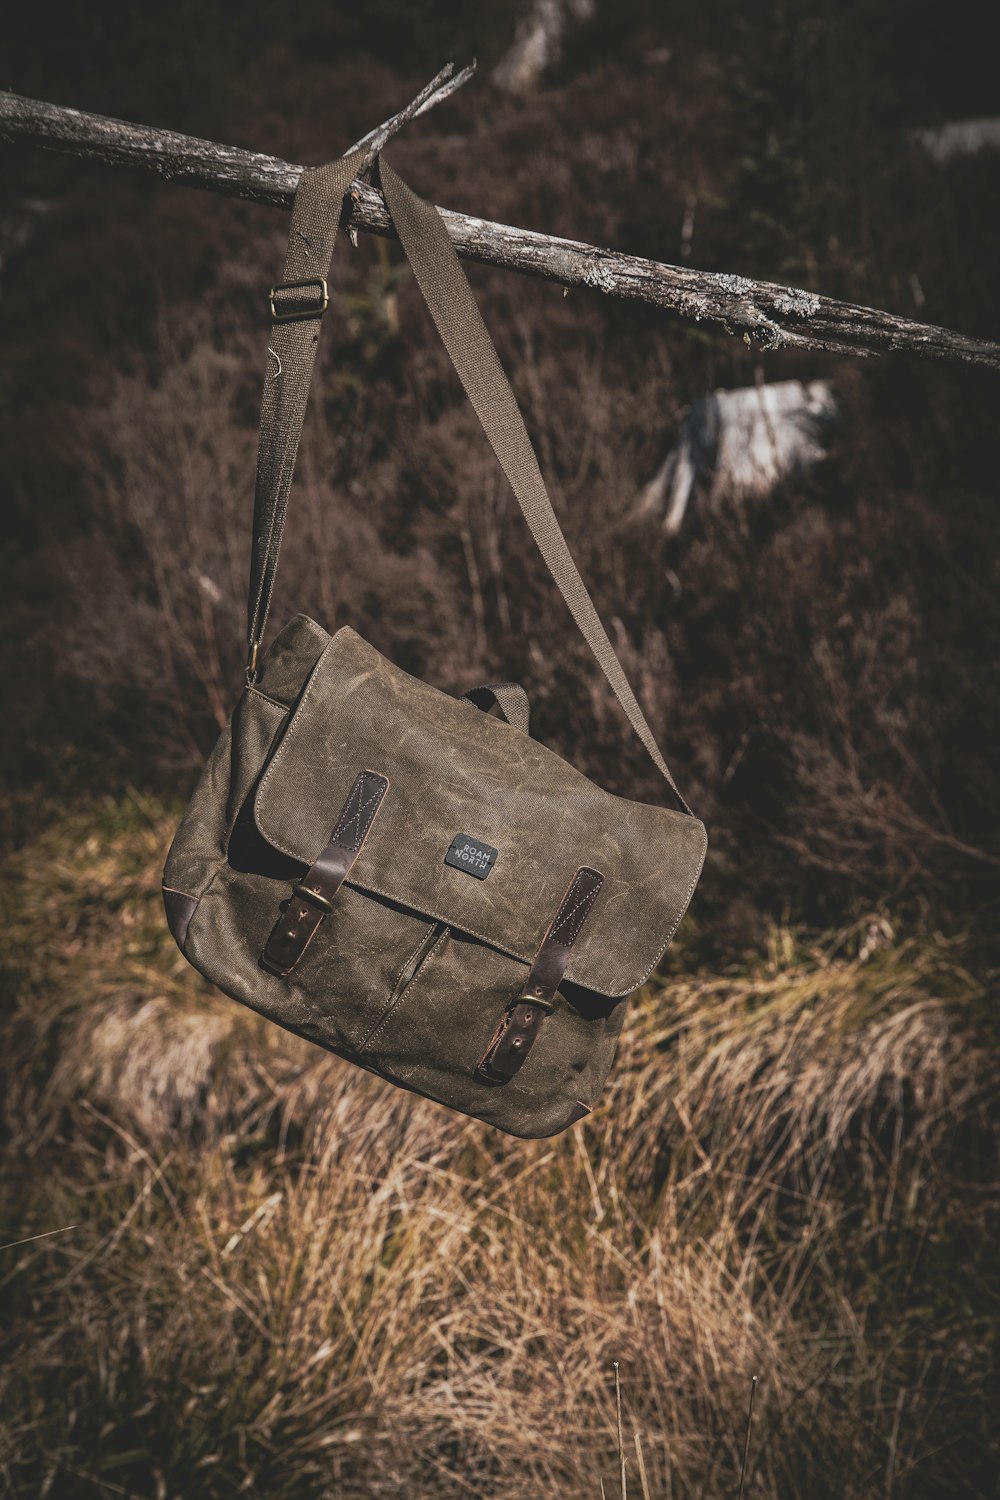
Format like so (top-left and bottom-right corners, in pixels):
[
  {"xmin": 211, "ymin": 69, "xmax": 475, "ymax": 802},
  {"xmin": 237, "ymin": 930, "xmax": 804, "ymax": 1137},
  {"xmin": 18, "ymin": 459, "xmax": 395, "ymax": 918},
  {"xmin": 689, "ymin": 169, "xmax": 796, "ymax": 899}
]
[{"xmin": 163, "ymin": 146, "xmax": 706, "ymax": 1138}]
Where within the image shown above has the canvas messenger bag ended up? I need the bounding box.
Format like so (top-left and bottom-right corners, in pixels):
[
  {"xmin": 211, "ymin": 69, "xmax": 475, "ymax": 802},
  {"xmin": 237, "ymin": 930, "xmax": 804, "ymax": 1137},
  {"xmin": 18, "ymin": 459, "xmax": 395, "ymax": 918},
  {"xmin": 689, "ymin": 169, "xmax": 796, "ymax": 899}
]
[{"xmin": 163, "ymin": 146, "xmax": 707, "ymax": 1138}]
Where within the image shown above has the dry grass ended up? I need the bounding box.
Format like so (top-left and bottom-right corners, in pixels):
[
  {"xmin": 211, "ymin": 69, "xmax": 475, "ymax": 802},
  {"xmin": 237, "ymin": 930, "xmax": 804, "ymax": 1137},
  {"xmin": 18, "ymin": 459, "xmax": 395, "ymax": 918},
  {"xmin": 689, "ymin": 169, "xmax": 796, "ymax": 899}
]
[
  {"xmin": 1, "ymin": 798, "xmax": 996, "ymax": 1498},
  {"xmin": 3, "ymin": 17, "xmax": 998, "ymax": 1496}
]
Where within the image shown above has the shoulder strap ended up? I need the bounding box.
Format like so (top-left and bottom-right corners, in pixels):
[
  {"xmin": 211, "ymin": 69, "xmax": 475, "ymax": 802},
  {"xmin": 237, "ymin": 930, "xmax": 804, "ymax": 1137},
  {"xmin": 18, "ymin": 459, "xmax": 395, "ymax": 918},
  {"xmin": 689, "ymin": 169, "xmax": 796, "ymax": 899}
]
[
  {"xmin": 377, "ymin": 159, "xmax": 689, "ymax": 812},
  {"xmin": 246, "ymin": 147, "xmax": 369, "ymax": 673},
  {"xmin": 248, "ymin": 151, "xmax": 691, "ymax": 815}
]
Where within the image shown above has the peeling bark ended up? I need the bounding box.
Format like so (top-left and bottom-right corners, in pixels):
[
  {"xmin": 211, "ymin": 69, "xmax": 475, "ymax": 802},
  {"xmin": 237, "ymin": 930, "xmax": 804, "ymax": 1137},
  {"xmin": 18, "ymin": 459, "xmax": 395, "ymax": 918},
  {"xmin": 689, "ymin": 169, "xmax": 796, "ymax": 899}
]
[{"xmin": 2, "ymin": 89, "xmax": 998, "ymax": 371}]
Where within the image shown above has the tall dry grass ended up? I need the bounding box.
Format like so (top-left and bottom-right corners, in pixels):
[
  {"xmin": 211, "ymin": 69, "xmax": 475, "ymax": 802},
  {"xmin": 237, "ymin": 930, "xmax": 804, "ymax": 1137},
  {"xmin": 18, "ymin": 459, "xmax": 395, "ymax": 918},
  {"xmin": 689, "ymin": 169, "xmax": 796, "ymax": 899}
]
[{"xmin": 1, "ymin": 798, "xmax": 996, "ymax": 1497}]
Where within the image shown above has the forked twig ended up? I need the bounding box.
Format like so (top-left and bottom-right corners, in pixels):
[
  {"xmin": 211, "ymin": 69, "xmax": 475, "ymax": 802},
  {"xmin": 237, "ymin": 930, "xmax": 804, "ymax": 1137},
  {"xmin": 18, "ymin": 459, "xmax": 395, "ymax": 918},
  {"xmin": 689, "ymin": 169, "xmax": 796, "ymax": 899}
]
[
  {"xmin": 346, "ymin": 61, "xmax": 477, "ymax": 158},
  {"xmin": 340, "ymin": 63, "xmax": 477, "ymax": 241}
]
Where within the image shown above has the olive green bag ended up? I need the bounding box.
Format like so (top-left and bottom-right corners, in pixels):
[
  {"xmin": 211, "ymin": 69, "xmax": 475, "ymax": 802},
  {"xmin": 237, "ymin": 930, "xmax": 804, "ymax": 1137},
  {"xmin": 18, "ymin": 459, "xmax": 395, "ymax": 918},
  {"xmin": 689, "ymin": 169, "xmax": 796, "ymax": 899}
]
[{"xmin": 163, "ymin": 147, "xmax": 707, "ymax": 1138}]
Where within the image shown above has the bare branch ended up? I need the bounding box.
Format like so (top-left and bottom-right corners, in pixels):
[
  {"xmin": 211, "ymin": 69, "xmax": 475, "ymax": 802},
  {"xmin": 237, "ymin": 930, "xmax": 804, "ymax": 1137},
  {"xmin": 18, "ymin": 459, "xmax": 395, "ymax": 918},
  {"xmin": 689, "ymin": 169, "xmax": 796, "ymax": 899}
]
[
  {"xmin": 1, "ymin": 86, "xmax": 998, "ymax": 371},
  {"xmin": 344, "ymin": 61, "xmax": 477, "ymax": 157}
]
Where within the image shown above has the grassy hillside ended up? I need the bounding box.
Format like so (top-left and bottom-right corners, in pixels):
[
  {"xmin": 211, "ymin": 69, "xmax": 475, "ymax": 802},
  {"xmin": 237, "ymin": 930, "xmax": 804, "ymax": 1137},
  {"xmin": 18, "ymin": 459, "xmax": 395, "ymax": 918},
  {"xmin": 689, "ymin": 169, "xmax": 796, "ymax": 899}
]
[{"xmin": 1, "ymin": 800, "xmax": 995, "ymax": 1496}]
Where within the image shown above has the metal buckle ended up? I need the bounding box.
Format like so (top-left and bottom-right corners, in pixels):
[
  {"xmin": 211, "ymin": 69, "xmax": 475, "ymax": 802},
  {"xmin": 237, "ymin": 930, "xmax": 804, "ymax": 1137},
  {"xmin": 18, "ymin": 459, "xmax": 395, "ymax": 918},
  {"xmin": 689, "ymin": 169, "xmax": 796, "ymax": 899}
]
[
  {"xmin": 293, "ymin": 882, "xmax": 334, "ymax": 914},
  {"xmin": 269, "ymin": 277, "xmax": 329, "ymax": 322}
]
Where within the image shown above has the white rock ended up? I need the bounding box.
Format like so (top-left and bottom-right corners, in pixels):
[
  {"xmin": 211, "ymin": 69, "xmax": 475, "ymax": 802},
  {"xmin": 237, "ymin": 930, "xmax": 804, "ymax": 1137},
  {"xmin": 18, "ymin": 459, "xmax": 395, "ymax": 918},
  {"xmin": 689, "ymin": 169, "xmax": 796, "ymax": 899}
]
[
  {"xmin": 636, "ymin": 380, "xmax": 838, "ymax": 536},
  {"xmin": 493, "ymin": 0, "xmax": 596, "ymax": 93},
  {"xmin": 0, "ymin": 199, "xmax": 50, "ymax": 290},
  {"xmin": 913, "ymin": 118, "xmax": 1000, "ymax": 165}
]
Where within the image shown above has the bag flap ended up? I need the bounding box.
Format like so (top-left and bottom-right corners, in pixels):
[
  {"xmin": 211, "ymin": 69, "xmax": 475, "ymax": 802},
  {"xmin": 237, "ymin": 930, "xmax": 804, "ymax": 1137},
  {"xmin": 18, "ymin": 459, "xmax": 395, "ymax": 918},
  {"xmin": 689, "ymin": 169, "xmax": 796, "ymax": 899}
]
[{"xmin": 253, "ymin": 627, "xmax": 706, "ymax": 998}]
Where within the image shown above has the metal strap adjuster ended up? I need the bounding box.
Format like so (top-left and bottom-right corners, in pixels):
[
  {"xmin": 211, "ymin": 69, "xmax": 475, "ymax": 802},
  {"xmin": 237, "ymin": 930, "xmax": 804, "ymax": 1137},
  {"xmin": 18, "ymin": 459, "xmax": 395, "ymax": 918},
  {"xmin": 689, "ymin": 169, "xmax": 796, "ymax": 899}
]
[{"xmin": 269, "ymin": 277, "xmax": 329, "ymax": 322}]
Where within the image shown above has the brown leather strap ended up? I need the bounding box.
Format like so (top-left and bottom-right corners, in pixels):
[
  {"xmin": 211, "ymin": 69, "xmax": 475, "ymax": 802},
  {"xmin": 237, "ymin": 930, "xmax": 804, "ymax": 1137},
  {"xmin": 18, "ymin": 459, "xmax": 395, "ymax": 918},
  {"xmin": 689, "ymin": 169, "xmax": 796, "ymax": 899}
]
[
  {"xmin": 461, "ymin": 682, "xmax": 531, "ymax": 735},
  {"xmin": 477, "ymin": 865, "xmax": 604, "ymax": 1083},
  {"xmin": 261, "ymin": 769, "xmax": 388, "ymax": 977}
]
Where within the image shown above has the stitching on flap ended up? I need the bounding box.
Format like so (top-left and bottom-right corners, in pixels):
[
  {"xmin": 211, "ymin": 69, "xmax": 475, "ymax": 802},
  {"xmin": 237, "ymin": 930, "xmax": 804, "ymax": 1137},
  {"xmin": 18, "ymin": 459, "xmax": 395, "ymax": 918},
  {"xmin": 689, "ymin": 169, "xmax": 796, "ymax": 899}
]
[
  {"xmin": 550, "ymin": 868, "xmax": 603, "ymax": 947},
  {"xmin": 245, "ymin": 684, "xmax": 291, "ymax": 713},
  {"xmin": 254, "ymin": 634, "xmax": 339, "ymax": 855},
  {"xmin": 251, "ymin": 632, "xmax": 706, "ymax": 997},
  {"xmin": 607, "ymin": 831, "xmax": 707, "ymax": 991},
  {"xmin": 331, "ymin": 771, "xmax": 387, "ymax": 851}
]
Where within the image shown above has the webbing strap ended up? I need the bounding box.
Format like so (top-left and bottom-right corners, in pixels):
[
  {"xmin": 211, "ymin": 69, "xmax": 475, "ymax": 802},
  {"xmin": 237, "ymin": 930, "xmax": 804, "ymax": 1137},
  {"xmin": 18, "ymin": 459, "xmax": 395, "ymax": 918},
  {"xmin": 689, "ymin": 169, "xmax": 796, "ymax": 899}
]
[
  {"xmin": 246, "ymin": 147, "xmax": 369, "ymax": 669},
  {"xmin": 248, "ymin": 151, "xmax": 690, "ymax": 813}
]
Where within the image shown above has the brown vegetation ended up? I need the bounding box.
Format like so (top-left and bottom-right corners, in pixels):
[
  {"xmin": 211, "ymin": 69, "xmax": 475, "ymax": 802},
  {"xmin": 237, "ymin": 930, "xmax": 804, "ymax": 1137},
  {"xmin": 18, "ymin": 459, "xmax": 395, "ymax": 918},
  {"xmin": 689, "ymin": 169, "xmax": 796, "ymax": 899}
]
[
  {"xmin": 2, "ymin": 34, "xmax": 998, "ymax": 946},
  {"xmin": 1, "ymin": 802, "xmax": 997, "ymax": 1497},
  {"xmin": 1, "ymin": 4, "xmax": 998, "ymax": 1495}
]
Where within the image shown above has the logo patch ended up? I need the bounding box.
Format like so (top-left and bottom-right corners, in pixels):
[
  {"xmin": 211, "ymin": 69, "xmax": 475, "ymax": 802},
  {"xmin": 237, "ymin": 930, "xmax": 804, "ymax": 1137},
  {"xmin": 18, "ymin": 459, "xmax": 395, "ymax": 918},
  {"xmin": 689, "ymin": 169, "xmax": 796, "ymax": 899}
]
[{"xmin": 445, "ymin": 834, "xmax": 498, "ymax": 880}]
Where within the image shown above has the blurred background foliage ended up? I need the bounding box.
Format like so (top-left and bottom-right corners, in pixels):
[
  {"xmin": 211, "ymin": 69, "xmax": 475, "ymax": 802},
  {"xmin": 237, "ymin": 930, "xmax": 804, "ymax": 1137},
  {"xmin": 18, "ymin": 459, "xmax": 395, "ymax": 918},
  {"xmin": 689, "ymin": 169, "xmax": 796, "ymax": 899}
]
[
  {"xmin": 1, "ymin": 2, "xmax": 998, "ymax": 1495},
  {"xmin": 2, "ymin": 0, "xmax": 998, "ymax": 955}
]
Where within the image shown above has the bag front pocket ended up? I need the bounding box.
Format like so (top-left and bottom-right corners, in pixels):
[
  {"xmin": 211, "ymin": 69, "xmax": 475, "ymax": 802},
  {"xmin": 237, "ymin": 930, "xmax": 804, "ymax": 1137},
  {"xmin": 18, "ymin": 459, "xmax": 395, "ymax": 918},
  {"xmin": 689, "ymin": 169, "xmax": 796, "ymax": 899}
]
[
  {"xmin": 280, "ymin": 887, "xmax": 441, "ymax": 1056},
  {"xmin": 358, "ymin": 922, "xmax": 451, "ymax": 1057},
  {"xmin": 357, "ymin": 925, "xmax": 621, "ymax": 1137}
]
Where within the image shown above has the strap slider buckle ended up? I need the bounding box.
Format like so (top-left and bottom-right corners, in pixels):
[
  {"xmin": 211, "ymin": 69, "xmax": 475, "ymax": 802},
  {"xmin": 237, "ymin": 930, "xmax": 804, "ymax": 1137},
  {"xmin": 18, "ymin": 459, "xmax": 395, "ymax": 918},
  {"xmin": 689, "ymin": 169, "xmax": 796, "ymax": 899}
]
[{"xmin": 269, "ymin": 277, "xmax": 329, "ymax": 322}]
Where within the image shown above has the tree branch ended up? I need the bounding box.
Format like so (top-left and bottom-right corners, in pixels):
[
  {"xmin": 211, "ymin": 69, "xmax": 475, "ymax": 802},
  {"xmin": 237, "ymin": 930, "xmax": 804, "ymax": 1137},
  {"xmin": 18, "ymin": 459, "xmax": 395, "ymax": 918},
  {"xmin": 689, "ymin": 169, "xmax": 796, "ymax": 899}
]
[{"xmin": 2, "ymin": 86, "xmax": 998, "ymax": 371}]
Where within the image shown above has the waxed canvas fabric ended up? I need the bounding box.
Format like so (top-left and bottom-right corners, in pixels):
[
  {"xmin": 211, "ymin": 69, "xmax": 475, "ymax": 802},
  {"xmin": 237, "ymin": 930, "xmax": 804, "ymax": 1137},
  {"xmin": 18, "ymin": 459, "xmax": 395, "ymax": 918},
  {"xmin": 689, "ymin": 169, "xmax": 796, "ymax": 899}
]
[
  {"xmin": 164, "ymin": 616, "xmax": 707, "ymax": 1137},
  {"xmin": 162, "ymin": 148, "xmax": 707, "ymax": 1139},
  {"xmin": 255, "ymin": 627, "xmax": 706, "ymax": 996}
]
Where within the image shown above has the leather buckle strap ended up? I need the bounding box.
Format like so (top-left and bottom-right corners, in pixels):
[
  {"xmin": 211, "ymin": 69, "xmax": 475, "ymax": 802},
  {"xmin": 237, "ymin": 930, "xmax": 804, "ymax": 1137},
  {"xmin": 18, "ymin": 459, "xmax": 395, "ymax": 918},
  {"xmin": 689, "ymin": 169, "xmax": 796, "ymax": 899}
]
[
  {"xmin": 292, "ymin": 881, "xmax": 334, "ymax": 914},
  {"xmin": 477, "ymin": 865, "xmax": 604, "ymax": 1083},
  {"xmin": 261, "ymin": 769, "xmax": 388, "ymax": 977}
]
